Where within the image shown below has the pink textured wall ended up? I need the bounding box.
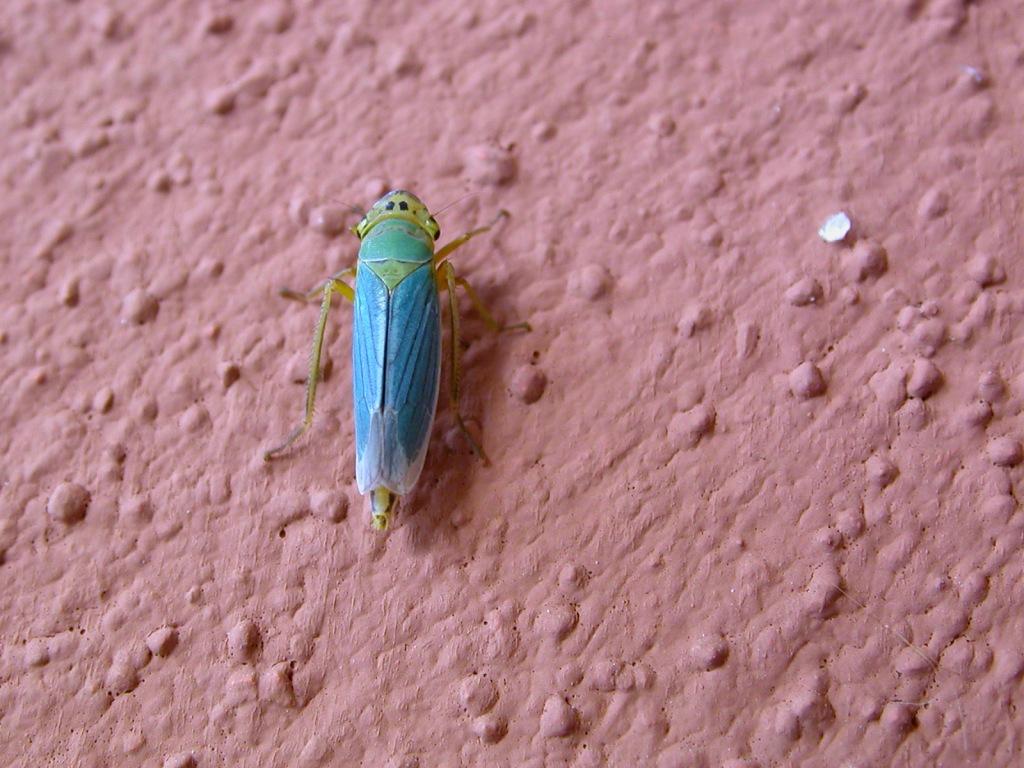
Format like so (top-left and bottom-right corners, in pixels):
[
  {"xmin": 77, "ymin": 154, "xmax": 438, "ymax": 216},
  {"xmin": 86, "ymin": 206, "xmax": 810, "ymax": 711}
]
[{"xmin": 1, "ymin": 1, "xmax": 1023, "ymax": 766}]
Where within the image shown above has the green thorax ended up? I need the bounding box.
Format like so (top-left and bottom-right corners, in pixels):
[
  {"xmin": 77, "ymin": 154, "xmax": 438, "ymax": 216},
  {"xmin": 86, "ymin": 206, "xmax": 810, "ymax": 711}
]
[{"xmin": 358, "ymin": 219, "xmax": 434, "ymax": 291}]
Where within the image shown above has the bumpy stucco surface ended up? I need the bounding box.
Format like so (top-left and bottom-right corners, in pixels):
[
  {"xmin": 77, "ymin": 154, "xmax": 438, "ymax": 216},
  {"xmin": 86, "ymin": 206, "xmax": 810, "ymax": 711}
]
[{"xmin": 2, "ymin": 1, "xmax": 1023, "ymax": 766}]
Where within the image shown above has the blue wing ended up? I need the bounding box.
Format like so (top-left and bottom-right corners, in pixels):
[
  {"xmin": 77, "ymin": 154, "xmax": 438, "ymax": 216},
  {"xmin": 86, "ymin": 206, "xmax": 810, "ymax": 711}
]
[
  {"xmin": 383, "ymin": 263, "xmax": 441, "ymax": 492},
  {"xmin": 353, "ymin": 267, "xmax": 388, "ymax": 493},
  {"xmin": 353, "ymin": 263, "xmax": 441, "ymax": 494}
]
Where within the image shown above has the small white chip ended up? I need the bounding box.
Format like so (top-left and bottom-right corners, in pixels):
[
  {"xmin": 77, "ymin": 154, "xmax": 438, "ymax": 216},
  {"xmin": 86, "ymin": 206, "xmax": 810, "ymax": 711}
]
[
  {"xmin": 818, "ymin": 212, "xmax": 851, "ymax": 243},
  {"xmin": 961, "ymin": 65, "xmax": 986, "ymax": 85}
]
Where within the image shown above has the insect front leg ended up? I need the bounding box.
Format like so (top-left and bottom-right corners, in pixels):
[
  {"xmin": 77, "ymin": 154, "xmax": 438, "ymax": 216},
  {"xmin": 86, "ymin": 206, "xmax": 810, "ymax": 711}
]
[
  {"xmin": 263, "ymin": 268, "xmax": 355, "ymax": 461},
  {"xmin": 433, "ymin": 209, "xmax": 509, "ymax": 263},
  {"xmin": 278, "ymin": 266, "xmax": 356, "ymax": 304},
  {"xmin": 433, "ymin": 211, "xmax": 530, "ymax": 333}
]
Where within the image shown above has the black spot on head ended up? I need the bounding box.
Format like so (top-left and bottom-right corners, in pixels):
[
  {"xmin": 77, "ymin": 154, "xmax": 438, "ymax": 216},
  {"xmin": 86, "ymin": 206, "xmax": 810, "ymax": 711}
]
[
  {"xmin": 398, "ymin": 201, "xmax": 409, "ymax": 211},
  {"xmin": 386, "ymin": 201, "xmax": 395, "ymax": 210}
]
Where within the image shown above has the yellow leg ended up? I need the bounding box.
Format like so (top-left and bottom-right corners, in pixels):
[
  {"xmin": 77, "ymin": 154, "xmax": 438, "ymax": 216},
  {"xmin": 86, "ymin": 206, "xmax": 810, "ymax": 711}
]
[
  {"xmin": 440, "ymin": 261, "xmax": 491, "ymax": 466},
  {"xmin": 433, "ymin": 211, "xmax": 530, "ymax": 333},
  {"xmin": 452, "ymin": 275, "xmax": 531, "ymax": 333},
  {"xmin": 279, "ymin": 266, "xmax": 355, "ymax": 304},
  {"xmin": 433, "ymin": 209, "xmax": 509, "ymax": 264},
  {"xmin": 263, "ymin": 269, "xmax": 355, "ymax": 461}
]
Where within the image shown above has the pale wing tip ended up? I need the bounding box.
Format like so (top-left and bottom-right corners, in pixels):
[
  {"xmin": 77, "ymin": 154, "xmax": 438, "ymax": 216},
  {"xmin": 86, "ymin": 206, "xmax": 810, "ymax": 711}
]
[
  {"xmin": 356, "ymin": 408, "xmax": 385, "ymax": 494},
  {"xmin": 383, "ymin": 409, "xmax": 414, "ymax": 495},
  {"xmin": 356, "ymin": 408, "xmax": 432, "ymax": 495}
]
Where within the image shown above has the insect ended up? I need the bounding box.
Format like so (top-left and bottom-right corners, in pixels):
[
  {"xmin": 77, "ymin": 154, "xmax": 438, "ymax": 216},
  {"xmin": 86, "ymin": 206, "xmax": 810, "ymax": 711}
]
[{"xmin": 264, "ymin": 190, "xmax": 529, "ymax": 530}]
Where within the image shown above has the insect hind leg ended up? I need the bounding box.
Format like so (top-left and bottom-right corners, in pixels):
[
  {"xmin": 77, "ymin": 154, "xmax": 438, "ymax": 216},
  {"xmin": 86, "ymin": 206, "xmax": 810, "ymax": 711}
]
[{"xmin": 439, "ymin": 261, "xmax": 493, "ymax": 466}]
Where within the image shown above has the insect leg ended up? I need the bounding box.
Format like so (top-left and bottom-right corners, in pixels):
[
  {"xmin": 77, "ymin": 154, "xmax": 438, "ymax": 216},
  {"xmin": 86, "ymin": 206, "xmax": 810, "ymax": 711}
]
[
  {"xmin": 433, "ymin": 211, "xmax": 529, "ymax": 332},
  {"xmin": 452, "ymin": 275, "xmax": 531, "ymax": 333},
  {"xmin": 440, "ymin": 261, "xmax": 491, "ymax": 466},
  {"xmin": 433, "ymin": 209, "xmax": 509, "ymax": 263},
  {"xmin": 279, "ymin": 266, "xmax": 356, "ymax": 303},
  {"xmin": 263, "ymin": 271, "xmax": 355, "ymax": 461}
]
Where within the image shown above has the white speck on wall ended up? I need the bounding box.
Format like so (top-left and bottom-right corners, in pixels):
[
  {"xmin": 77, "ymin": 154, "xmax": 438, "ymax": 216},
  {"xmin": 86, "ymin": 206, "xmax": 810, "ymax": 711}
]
[
  {"xmin": 818, "ymin": 212, "xmax": 852, "ymax": 243},
  {"xmin": 961, "ymin": 65, "xmax": 986, "ymax": 85}
]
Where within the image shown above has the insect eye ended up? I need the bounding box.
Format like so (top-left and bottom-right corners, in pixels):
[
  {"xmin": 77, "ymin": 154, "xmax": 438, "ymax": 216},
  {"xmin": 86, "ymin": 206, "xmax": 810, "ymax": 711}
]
[{"xmin": 385, "ymin": 201, "xmax": 395, "ymax": 210}]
